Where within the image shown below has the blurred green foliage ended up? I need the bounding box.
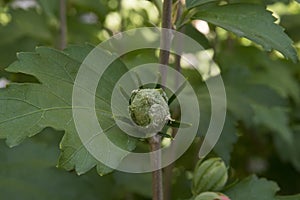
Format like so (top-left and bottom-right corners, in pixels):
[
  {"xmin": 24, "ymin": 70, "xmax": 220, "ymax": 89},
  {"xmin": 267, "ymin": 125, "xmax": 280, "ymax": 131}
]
[{"xmin": 0, "ymin": 0, "xmax": 299, "ymax": 199}]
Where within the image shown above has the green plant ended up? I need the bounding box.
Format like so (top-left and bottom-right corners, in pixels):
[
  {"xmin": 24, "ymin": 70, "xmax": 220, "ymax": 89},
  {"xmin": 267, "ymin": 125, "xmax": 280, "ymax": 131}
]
[{"xmin": 0, "ymin": 0, "xmax": 300, "ymax": 199}]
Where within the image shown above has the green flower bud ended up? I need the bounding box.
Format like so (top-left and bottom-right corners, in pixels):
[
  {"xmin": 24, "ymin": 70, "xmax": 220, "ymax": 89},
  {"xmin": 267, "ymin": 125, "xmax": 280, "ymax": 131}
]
[
  {"xmin": 192, "ymin": 158, "xmax": 228, "ymax": 195},
  {"xmin": 129, "ymin": 88, "xmax": 171, "ymax": 133},
  {"xmin": 195, "ymin": 192, "xmax": 230, "ymax": 200}
]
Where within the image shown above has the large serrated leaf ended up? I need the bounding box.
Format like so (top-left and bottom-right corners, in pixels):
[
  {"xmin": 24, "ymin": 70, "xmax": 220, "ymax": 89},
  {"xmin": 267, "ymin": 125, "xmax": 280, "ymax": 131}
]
[
  {"xmin": 193, "ymin": 4, "xmax": 298, "ymax": 62},
  {"xmin": 0, "ymin": 45, "xmax": 136, "ymax": 176},
  {"xmin": 225, "ymin": 175, "xmax": 280, "ymax": 200}
]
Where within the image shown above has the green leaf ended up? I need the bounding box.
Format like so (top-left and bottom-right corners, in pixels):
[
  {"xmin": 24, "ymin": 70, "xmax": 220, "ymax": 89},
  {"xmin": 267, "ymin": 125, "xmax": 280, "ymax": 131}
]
[
  {"xmin": 181, "ymin": 23, "xmax": 211, "ymax": 49},
  {"xmin": 216, "ymin": 45, "xmax": 300, "ymax": 171},
  {"xmin": 192, "ymin": 78, "xmax": 238, "ymax": 163},
  {"xmin": 281, "ymin": 14, "xmax": 300, "ymax": 42},
  {"xmin": 225, "ymin": 175, "xmax": 280, "ymax": 200},
  {"xmin": 186, "ymin": 0, "xmax": 219, "ymax": 9},
  {"xmin": 274, "ymin": 127, "xmax": 300, "ymax": 171},
  {"xmin": 193, "ymin": 4, "xmax": 298, "ymax": 62},
  {"xmin": 265, "ymin": 0, "xmax": 291, "ymax": 4},
  {"xmin": 0, "ymin": 9, "xmax": 53, "ymax": 45},
  {"xmin": 213, "ymin": 115, "xmax": 238, "ymax": 164},
  {"xmin": 216, "ymin": 46, "xmax": 287, "ymax": 127},
  {"xmin": 225, "ymin": 79, "xmax": 286, "ymax": 127},
  {"xmin": 0, "ymin": 128, "xmax": 117, "ymax": 200},
  {"xmin": 250, "ymin": 60, "xmax": 300, "ymax": 103},
  {"xmin": 69, "ymin": 0, "xmax": 109, "ymax": 20},
  {"xmin": 252, "ymin": 105, "xmax": 293, "ymax": 145},
  {"xmin": 36, "ymin": 0, "xmax": 59, "ymax": 19},
  {"xmin": 0, "ymin": 37, "xmax": 39, "ymax": 71},
  {"xmin": 68, "ymin": 18, "xmax": 102, "ymax": 44},
  {"xmin": 0, "ymin": 45, "xmax": 135, "ymax": 175},
  {"xmin": 229, "ymin": 0, "xmax": 292, "ymax": 4},
  {"xmin": 276, "ymin": 194, "xmax": 300, "ymax": 200}
]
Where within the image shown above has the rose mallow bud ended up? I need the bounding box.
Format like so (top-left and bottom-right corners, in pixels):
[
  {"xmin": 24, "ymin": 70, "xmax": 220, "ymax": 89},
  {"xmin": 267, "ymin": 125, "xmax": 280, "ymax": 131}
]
[{"xmin": 129, "ymin": 88, "xmax": 171, "ymax": 133}]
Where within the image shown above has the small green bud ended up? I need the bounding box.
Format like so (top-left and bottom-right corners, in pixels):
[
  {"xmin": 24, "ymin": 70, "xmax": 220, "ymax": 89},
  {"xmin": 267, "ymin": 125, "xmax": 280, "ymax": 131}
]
[
  {"xmin": 192, "ymin": 158, "xmax": 228, "ymax": 195},
  {"xmin": 129, "ymin": 88, "xmax": 171, "ymax": 133},
  {"xmin": 195, "ymin": 192, "xmax": 230, "ymax": 200}
]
